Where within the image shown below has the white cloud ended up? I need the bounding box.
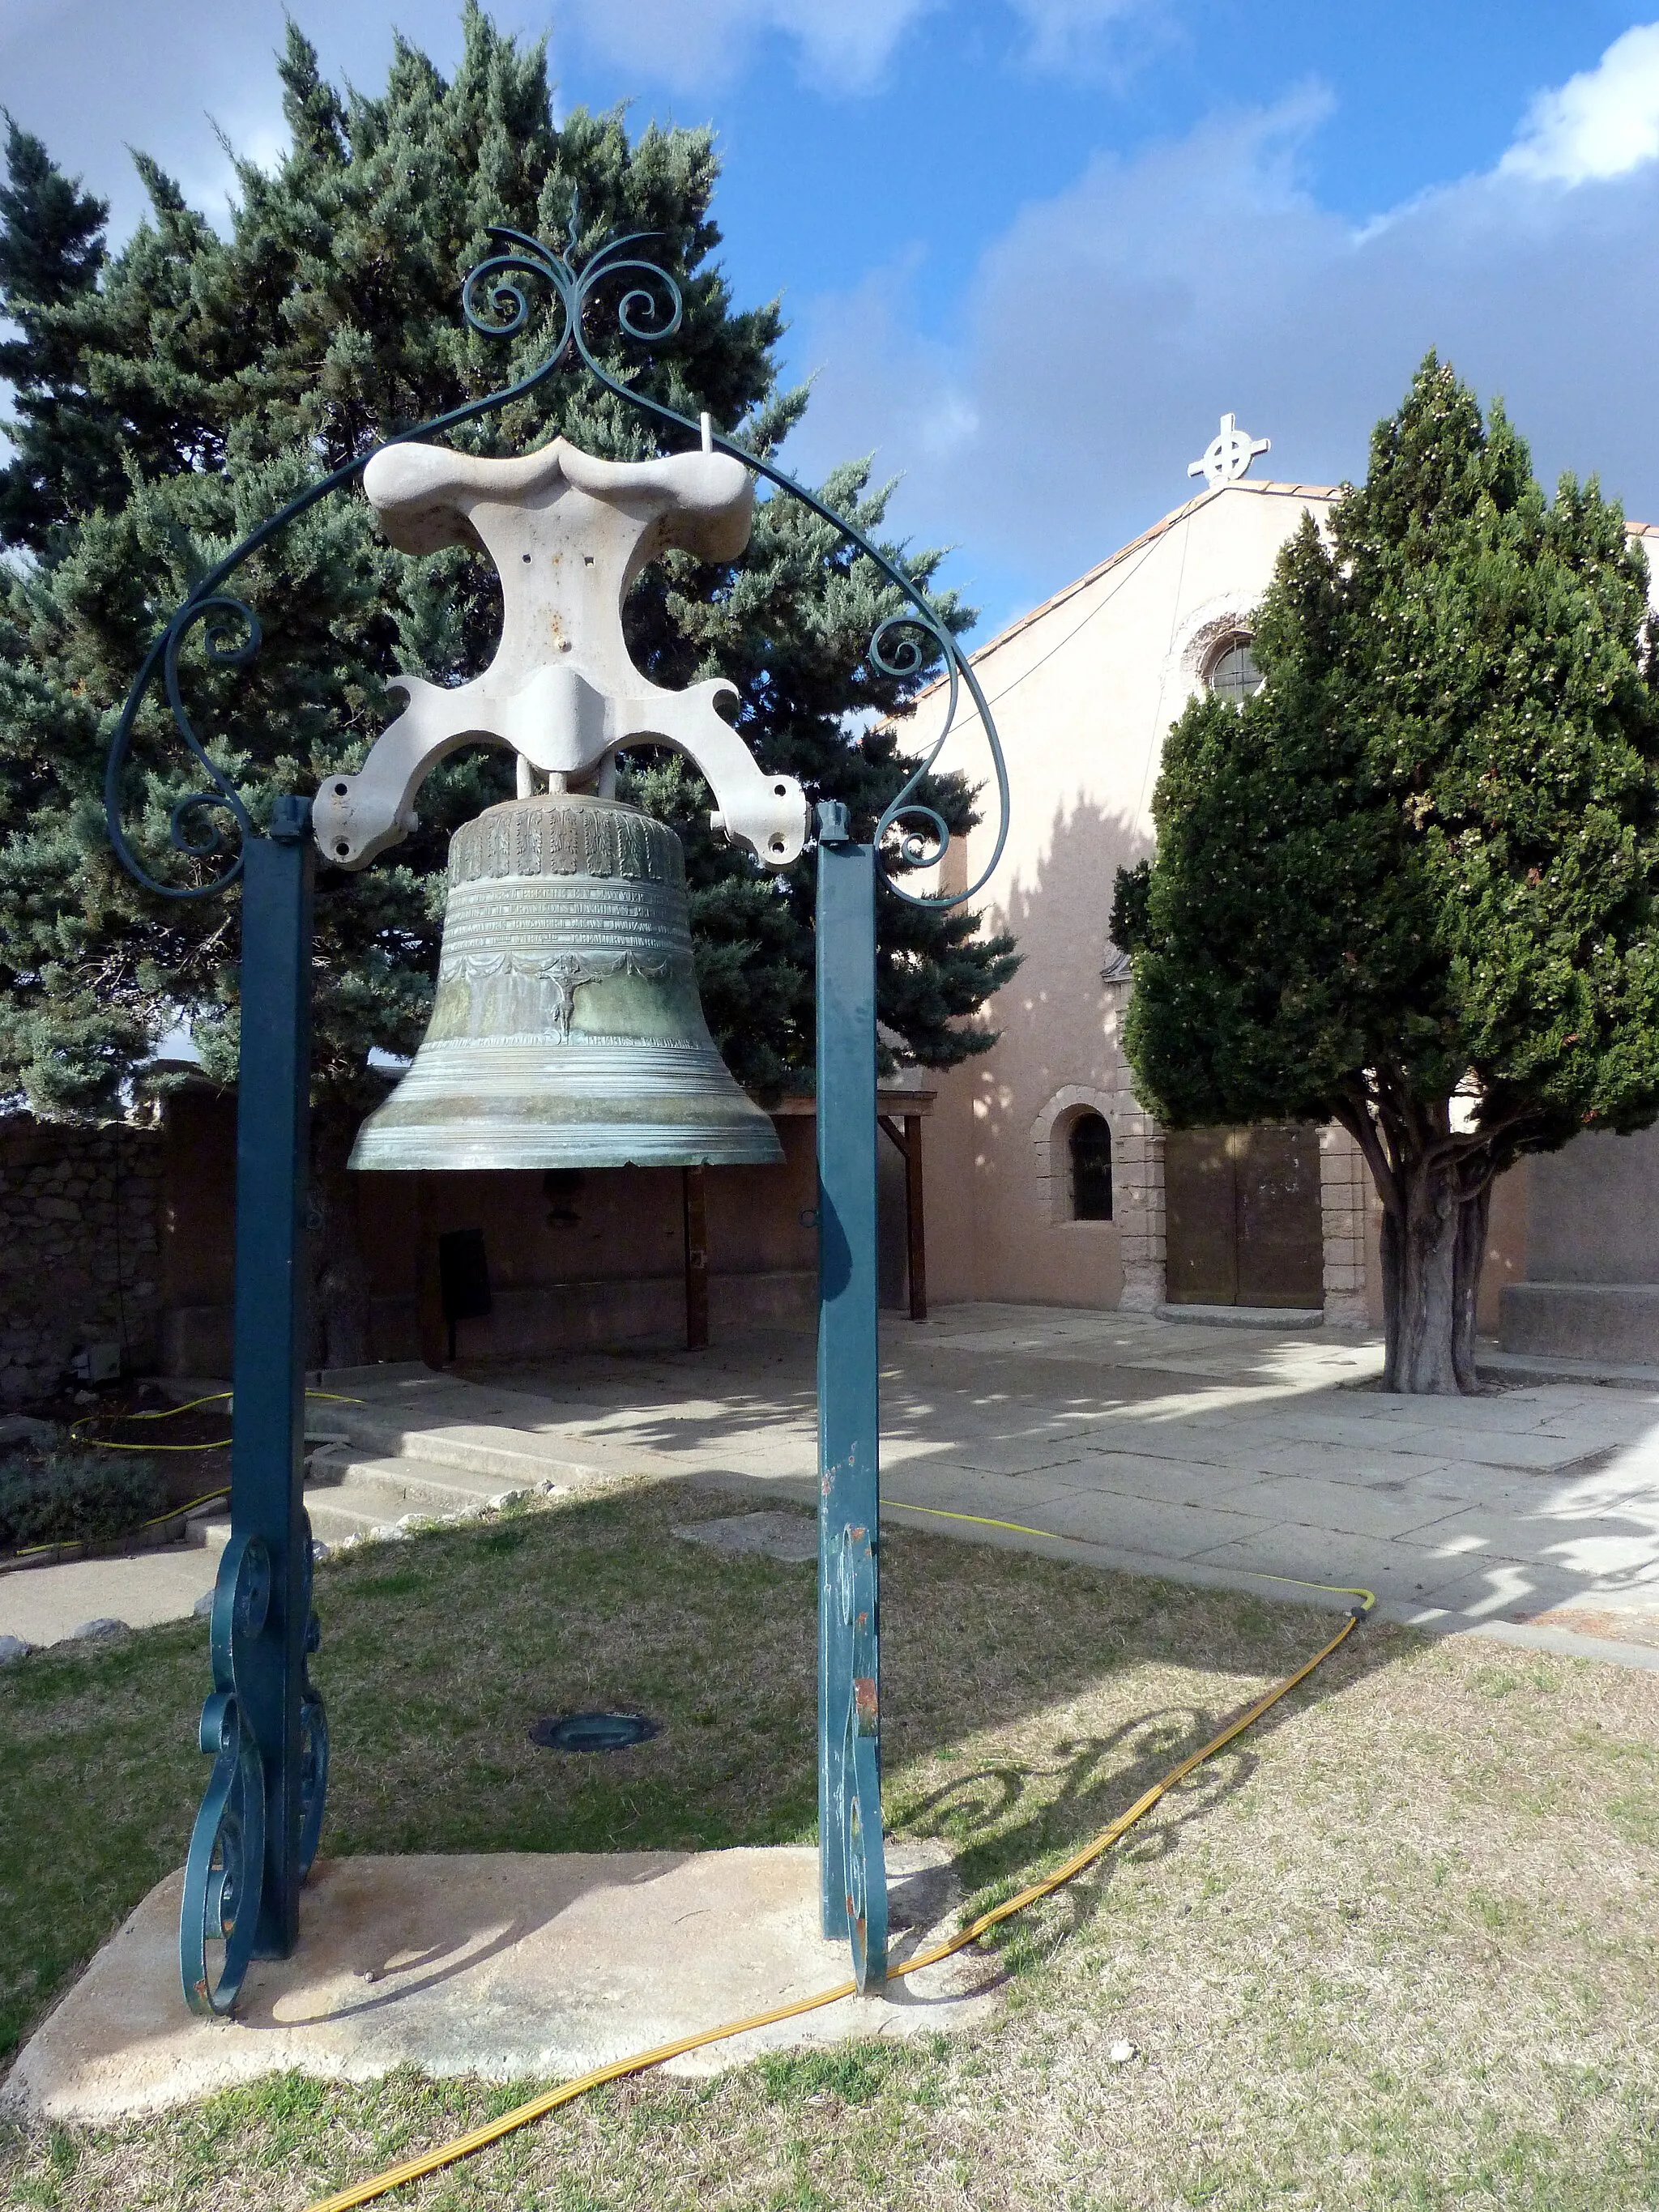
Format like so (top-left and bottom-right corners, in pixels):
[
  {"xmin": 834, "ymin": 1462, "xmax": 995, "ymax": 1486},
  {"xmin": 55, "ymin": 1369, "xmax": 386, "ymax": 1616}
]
[
  {"xmin": 1009, "ymin": 0, "xmax": 1162, "ymax": 73},
  {"xmin": 558, "ymin": 0, "xmax": 938, "ymax": 95},
  {"xmin": 781, "ymin": 40, "xmax": 1659, "ymax": 633},
  {"xmin": 1500, "ymin": 21, "xmax": 1659, "ymax": 185}
]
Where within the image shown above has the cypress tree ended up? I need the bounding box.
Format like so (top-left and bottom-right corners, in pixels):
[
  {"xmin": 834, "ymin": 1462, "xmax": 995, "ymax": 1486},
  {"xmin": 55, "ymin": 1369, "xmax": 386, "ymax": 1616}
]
[
  {"xmin": 0, "ymin": 11, "xmax": 1015, "ymax": 1357},
  {"xmin": 1112, "ymin": 355, "xmax": 1659, "ymax": 1392}
]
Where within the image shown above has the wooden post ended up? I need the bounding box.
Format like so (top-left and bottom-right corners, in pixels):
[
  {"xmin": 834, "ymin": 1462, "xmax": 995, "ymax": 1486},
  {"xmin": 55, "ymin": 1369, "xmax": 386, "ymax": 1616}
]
[
  {"xmin": 903, "ymin": 1112, "xmax": 928, "ymax": 1321},
  {"xmin": 682, "ymin": 1164, "xmax": 709, "ymax": 1349},
  {"xmin": 880, "ymin": 1110, "xmax": 931, "ymax": 1323}
]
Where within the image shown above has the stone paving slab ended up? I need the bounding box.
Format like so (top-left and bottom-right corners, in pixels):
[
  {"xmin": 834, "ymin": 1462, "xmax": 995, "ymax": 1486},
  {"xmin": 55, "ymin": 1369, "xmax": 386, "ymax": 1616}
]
[
  {"xmin": 1389, "ymin": 1468, "xmax": 1555, "ymax": 1518},
  {"xmin": 881, "ymin": 1464, "xmax": 1114, "ymax": 1522},
  {"xmin": 1411, "ymin": 1559, "xmax": 1597, "ymax": 1623},
  {"xmin": 1239, "ymin": 1412, "xmax": 1584, "ymax": 1469},
  {"xmin": 2, "ymin": 1846, "xmax": 992, "ymax": 2122},
  {"xmin": 991, "ymin": 1485, "xmax": 1269, "ymax": 1562},
  {"xmin": 937, "ymin": 1434, "xmax": 1094, "ymax": 1477},
  {"xmin": 1213, "ymin": 1439, "xmax": 1470, "ymax": 1486},
  {"xmin": 1065, "ymin": 1448, "xmax": 1269, "ymax": 1509},
  {"xmin": 1401, "ymin": 1505, "xmax": 1659, "ymax": 1580},
  {"xmin": 1188, "ymin": 1523, "xmax": 1510, "ymax": 1609},
  {"xmin": 0, "ymin": 1541, "xmax": 215, "ymax": 1648},
  {"xmin": 1209, "ymin": 1473, "xmax": 1473, "ymax": 1542}
]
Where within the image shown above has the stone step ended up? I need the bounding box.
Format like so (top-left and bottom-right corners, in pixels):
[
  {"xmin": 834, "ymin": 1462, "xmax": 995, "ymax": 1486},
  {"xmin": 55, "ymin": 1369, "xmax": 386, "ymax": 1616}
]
[
  {"xmin": 195, "ymin": 1449, "xmax": 548, "ymax": 1556},
  {"xmin": 305, "ymin": 1483, "xmax": 433, "ymax": 1546},
  {"xmin": 198, "ymin": 1490, "xmax": 394, "ymax": 1552},
  {"xmin": 307, "ymin": 1450, "xmax": 548, "ymax": 1519},
  {"xmin": 323, "ymin": 1405, "xmax": 616, "ymax": 1490}
]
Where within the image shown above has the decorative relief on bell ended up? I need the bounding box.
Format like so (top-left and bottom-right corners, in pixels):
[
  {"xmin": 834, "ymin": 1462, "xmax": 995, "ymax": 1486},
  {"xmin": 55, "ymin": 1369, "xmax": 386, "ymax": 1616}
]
[
  {"xmin": 433, "ymin": 946, "xmax": 676, "ymax": 1042},
  {"xmin": 450, "ymin": 794, "xmax": 684, "ymax": 888}
]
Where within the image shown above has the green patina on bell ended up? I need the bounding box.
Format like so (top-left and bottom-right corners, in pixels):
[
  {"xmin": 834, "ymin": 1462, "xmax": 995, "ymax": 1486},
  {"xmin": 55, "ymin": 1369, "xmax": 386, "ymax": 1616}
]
[{"xmin": 350, "ymin": 791, "xmax": 783, "ymax": 1171}]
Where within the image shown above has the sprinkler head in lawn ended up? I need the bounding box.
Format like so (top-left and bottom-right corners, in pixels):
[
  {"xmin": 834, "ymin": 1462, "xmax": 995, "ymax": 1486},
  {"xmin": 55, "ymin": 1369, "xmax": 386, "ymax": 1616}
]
[{"xmin": 529, "ymin": 1711, "xmax": 661, "ymax": 1753}]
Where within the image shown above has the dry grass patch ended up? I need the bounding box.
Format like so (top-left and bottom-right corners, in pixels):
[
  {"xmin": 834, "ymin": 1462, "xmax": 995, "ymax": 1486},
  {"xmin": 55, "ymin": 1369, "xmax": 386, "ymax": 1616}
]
[{"xmin": 3, "ymin": 1479, "xmax": 1657, "ymax": 2208}]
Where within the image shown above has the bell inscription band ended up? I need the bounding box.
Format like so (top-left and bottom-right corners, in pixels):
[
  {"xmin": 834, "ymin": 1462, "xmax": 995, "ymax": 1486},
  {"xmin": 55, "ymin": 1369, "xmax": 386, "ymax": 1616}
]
[{"xmin": 350, "ymin": 790, "xmax": 783, "ymax": 1170}]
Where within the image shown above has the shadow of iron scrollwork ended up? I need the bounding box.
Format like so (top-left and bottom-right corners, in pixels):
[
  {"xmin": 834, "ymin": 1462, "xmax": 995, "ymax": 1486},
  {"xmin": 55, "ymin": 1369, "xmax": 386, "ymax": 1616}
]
[{"xmin": 889, "ymin": 1700, "xmax": 1269, "ymax": 1965}]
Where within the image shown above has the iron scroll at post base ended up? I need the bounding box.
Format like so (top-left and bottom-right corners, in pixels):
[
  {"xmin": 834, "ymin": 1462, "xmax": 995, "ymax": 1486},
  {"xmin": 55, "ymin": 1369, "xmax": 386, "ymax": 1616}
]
[
  {"xmin": 179, "ymin": 804, "xmax": 328, "ymax": 2015},
  {"xmin": 815, "ymin": 804, "xmax": 888, "ymax": 1989}
]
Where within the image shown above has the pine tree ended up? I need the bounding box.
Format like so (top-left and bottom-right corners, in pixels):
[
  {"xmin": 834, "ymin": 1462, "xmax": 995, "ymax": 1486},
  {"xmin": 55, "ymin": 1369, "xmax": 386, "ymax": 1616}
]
[
  {"xmin": 1111, "ymin": 356, "xmax": 1659, "ymax": 1393},
  {"xmin": 0, "ymin": 115, "xmax": 122, "ymax": 553},
  {"xmin": 0, "ymin": 11, "xmax": 1016, "ymax": 1356}
]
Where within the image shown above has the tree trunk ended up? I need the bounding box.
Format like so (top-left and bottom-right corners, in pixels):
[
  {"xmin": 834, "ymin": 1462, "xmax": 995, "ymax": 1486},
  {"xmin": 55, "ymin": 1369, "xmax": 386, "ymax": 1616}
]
[
  {"xmin": 1380, "ymin": 1154, "xmax": 1463, "ymax": 1394},
  {"xmin": 309, "ymin": 1106, "xmax": 373, "ymax": 1371},
  {"xmin": 1451, "ymin": 1178, "xmax": 1491, "ymax": 1395}
]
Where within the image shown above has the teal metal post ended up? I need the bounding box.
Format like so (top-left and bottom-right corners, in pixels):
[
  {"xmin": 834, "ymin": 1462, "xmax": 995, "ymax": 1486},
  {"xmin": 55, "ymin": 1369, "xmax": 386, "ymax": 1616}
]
[
  {"xmin": 815, "ymin": 802, "xmax": 888, "ymax": 1988},
  {"xmin": 178, "ymin": 797, "xmax": 328, "ymax": 2012},
  {"xmin": 235, "ymin": 800, "xmax": 318, "ymax": 1958}
]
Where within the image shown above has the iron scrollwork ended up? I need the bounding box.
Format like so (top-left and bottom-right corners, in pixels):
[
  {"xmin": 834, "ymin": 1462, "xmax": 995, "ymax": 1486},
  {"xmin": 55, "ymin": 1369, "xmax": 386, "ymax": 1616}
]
[
  {"xmin": 104, "ymin": 239, "xmax": 584, "ymax": 899},
  {"xmin": 105, "ymin": 210, "xmax": 1009, "ymax": 898},
  {"xmin": 180, "ymin": 1531, "xmax": 271, "ymax": 2015},
  {"xmin": 180, "ymin": 1516, "xmax": 326, "ymax": 2016},
  {"xmin": 461, "ymin": 218, "xmax": 1011, "ymax": 910}
]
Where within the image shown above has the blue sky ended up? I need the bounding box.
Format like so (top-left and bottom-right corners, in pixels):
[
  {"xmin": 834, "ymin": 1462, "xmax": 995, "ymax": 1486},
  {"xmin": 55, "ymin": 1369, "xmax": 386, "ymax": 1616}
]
[{"xmin": 6, "ymin": 2, "xmax": 1659, "ymax": 637}]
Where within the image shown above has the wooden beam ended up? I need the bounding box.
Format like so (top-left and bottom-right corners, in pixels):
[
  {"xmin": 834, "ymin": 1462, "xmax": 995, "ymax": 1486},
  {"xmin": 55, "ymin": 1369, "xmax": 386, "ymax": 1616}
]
[
  {"xmin": 877, "ymin": 1114, "xmax": 929, "ymax": 1319},
  {"xmin": 903, "ymin": 1112, "xmax": 928, "ymax": 1321},
  {"xmin": 682, "ymin": 1164, "xmax": 709, "ymax": 1349}
]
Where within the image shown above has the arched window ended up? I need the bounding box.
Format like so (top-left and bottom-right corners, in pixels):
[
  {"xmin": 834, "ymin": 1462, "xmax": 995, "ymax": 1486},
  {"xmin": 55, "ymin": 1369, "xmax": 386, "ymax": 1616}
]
[
  {"xmin": 1206, "ymin": 634, "xmax": 1263, "ymax": 707},
  {"xmin": 1069, "ymin": 1112, "xmax": 1113, "ymax": 1221}
]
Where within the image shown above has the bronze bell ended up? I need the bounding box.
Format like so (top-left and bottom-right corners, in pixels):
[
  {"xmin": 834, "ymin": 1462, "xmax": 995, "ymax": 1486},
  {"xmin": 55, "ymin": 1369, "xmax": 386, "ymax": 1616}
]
[{"xmin": 349, "ymin": 791, "xmax": 783, "ymax": 1171}]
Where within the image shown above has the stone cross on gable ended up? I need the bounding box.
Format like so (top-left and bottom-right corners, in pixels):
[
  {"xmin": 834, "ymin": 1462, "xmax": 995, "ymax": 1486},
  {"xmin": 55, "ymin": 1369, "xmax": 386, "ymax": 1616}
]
[{"xmin": 1188, "ymin": 412, "xmax": 1271, "ymax": 488}]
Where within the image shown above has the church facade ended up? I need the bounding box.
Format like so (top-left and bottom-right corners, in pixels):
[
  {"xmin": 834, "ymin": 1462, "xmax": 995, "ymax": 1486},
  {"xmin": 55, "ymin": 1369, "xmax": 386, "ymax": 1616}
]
[{"xmin": 905, "ymin": 444, "xmax": 1659, "ymax": 1360}]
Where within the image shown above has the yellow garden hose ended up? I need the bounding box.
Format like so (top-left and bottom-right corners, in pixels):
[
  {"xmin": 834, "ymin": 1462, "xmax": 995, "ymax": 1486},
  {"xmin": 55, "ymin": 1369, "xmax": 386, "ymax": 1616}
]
[
  {"xmin": 4, "ymin": 1392, "xmax": 369, "ymax": 1562},
  {"xmin": 882, "ymin": 1497, "xmax": 1377, "ymax": 1613},
  {"xmin": 302, "ymin": 1507, "xmax": 1374, "ymax": 2212},
  {"xmin": 66, "ymin": 1388, "xmax": 364, "ymax": 1452}
]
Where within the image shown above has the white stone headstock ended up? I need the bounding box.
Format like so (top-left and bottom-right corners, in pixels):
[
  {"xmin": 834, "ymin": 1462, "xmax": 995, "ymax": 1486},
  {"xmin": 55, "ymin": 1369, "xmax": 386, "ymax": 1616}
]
[{"xmin": 313, "ymin": 435, "xmax": 809, "ymax": 871}]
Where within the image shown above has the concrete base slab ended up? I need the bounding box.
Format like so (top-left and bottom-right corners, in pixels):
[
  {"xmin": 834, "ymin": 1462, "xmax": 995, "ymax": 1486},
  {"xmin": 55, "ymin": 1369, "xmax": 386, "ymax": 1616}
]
[{"xmin": 1, "ymin": 1845, "xmax": 996, "ymax": 2121}]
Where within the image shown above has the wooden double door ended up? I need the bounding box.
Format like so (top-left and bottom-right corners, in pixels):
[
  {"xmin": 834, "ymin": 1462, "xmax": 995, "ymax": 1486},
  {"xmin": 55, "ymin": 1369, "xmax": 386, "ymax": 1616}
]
[{"xmin": 1163, "ymin": 1123, "xmax": 1324, "ymax": 1309}]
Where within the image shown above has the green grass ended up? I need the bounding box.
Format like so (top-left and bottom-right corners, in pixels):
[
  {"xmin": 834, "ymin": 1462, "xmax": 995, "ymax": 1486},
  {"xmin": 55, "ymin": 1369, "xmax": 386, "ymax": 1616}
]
[{"xmin": 4, "ymin": 1478, "xmax": 1659, "ymax": 2209}]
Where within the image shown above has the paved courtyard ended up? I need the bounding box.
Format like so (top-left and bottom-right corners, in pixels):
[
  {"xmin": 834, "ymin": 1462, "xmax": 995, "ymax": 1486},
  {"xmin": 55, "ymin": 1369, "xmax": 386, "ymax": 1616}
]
[
  {"xmin": 8, "ymin": 1306, "xmax": 1659, "ymax": 1660},
  {"xmin": 429, "ymin": 1304, "xmax": 1659, "ymax": 1656}
]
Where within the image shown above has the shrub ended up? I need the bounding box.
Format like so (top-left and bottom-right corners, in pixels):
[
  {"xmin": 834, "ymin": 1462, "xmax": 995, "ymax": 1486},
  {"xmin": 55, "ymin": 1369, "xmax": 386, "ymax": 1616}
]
[{"xmin": 0, "ymin": 1454, "xmax": 168, "ymax": 1549}]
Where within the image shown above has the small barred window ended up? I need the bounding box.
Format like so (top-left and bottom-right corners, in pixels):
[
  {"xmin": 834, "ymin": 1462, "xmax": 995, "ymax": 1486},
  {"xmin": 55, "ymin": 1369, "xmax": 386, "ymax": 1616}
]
[
  {"xmin": 1206, "ymin": 637, "xmax": 1263, "ymax": 706},
  {"xmin": 1069, "ymin": 1113, "xmax": 1113, "ymax": 1221}
]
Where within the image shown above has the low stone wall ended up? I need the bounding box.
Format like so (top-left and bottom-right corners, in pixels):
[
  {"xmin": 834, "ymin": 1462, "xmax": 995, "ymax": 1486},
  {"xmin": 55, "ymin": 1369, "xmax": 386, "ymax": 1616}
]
[
  {"xmin": 1500, "ymin": 1281, "xmax": 1659, "ymax": 1366},
  {"xmin": 0, "ymin": 1115, "xmax": 162, "ymax": 1405}
]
